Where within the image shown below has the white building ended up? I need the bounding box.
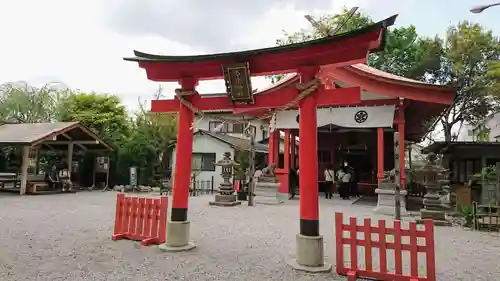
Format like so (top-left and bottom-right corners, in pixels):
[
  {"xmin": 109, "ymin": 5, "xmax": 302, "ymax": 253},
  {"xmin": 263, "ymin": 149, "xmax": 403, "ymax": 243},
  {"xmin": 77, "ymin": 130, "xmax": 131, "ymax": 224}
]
[
  {"xmin": 458, "ymin": 112, "xmax": 500, "ymax": 142},
  {"xmin": 170, "ymin": 115, "xmax": 270, "ymax": 190}
]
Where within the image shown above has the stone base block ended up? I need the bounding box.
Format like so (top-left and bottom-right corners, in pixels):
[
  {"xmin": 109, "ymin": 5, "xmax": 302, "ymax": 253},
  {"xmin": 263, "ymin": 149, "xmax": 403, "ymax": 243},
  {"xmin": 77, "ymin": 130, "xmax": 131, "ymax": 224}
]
[
  {"xmin": 255, "ymin": 182, "xmax": 283, "ymax": 205},
  {"xmin": 209, "ymin": 194, "xmax": 241, "ymax": 207},
  {"xmin": 373, "ymin": 188, "xmax": 409, "ymax": 216},
  {"xmin": 286, "ymin": 234, "xmax": 331, "ymax": 273},
  {"xmin": 159, "ymin": 220, "xmax": 196, "ymax": 252},
  {"xmin": 417, "ymin": 209, "xmax": 452, "ymax": 226},
  {"xmin": 209, "ymin": 200, "xmax": 242, "ymax": 207}
]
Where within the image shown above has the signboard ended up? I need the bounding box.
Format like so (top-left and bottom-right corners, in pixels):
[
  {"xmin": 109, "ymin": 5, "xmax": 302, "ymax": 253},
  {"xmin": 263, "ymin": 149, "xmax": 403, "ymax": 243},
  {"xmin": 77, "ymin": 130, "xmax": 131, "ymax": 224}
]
[
  {"xmin": 130, "ymin": 166, "xmax": 137, "ymax": 186},
  {"xmin": 222, "ymin": 62, "xmax": 254, "ymax": 104}
]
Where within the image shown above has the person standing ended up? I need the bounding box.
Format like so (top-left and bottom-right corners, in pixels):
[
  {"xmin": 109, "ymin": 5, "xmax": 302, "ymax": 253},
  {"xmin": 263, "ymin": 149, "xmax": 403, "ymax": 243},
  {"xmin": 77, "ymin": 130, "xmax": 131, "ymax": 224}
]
[
  {"xmin": 324, "ymin": 165, "xmax": 335, "ymax": 199},
  {"xmin": 337, "ymin": 166, "xmax": 351, "ymax": 199}
]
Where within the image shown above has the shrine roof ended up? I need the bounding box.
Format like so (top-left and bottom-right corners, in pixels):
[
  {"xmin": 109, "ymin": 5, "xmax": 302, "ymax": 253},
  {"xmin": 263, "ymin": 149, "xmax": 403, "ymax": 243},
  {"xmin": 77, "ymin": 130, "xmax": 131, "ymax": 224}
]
[{"xmin": 344, "ymin": 64, "xmax": 455, "ymax": 92}]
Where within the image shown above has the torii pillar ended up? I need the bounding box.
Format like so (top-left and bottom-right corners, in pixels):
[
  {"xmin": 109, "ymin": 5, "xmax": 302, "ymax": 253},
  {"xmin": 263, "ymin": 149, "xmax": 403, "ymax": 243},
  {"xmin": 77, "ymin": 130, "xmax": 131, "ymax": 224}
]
[
  {"xmin": 287, "ymin": 66, "xmax": 331, "ymax": 272},
  {"xmin": 159, "ymin": 77, "xmax": 198, "ymax": 252}
]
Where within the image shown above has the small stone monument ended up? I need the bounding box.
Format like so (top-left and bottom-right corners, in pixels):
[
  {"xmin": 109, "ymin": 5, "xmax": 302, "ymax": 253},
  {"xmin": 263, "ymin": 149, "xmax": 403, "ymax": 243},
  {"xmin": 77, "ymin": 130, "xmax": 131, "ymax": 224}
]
[
  {"xmin": 255, "ymin": 163, "xmax": 283, "ymax": 205},
  {"xmin": 209, "ymin": 152, "xmax": 242, "ymax": 207},
  {"xmin": 373, "ymin": 132, "xmax": 408, "ymax": 216},
  {"xmin": 417, "ymin": 153, "xmax": 451, "ymax": 226}
]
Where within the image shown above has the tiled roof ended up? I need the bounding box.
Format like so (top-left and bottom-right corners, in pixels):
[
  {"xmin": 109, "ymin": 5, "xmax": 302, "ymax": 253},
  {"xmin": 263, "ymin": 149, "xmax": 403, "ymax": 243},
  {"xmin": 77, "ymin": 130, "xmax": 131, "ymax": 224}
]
[{"xmin": 197, "ymin": 130, "xmax": 269, "ymax": 153}]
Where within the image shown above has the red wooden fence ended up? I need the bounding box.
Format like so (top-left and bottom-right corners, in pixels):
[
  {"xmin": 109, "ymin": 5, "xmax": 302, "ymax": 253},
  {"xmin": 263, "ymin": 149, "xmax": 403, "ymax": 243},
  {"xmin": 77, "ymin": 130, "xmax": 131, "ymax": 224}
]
[
  {"xmin": 112, "ymin": 193, "xmax": 168, "ymax": 246},
  {"xmin": 335, "ymin": 212, "xmax": 436, "ymax": 281}
]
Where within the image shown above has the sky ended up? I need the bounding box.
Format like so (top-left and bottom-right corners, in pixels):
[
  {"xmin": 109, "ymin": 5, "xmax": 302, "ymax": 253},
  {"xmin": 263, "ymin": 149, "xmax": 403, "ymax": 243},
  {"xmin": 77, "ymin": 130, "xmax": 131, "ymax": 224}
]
[{"xmin": 0, "ymin": 0, "xmax": 498, "ymax": 114}]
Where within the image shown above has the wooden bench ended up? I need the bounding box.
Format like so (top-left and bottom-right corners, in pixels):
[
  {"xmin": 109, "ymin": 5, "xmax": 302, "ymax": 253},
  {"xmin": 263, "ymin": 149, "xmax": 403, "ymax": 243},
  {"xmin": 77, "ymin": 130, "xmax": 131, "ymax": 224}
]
[
  {"xmin": 0, "ymin": 174, "xmax": 18, "ymax": 189},
  {"xmin": 25, "ymin": 174, "xmax": 50, "ymax": 194}
]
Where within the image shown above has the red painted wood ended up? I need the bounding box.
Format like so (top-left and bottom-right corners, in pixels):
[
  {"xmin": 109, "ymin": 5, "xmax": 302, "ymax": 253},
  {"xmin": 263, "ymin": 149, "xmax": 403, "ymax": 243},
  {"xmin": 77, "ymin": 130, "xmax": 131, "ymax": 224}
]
[
  {"xmin": 143, "ymin": 198, "xmax": 153, "ymax": 238},
  {"xmin": 128, "ymin": 197, "xmax": 139, "ymax": 237},
  {"xmin": 335, "ymin": 212, "xmax": 436, "ymax": 281},
  {"xmin": 364, "ymin": 218, "xmax": 373, "ymax": 272},
  {"xmin": 157, "ymin": 196, "xmax": 168, "ymax": 244},
  {"xmin": 335, "ymin": 212, "xmax": 344, "ymax": 275},
  {"xmin": 425, "ymin": 220, "xmax": 436, "ymax": 281},
  {"xmin": 409, "ymin": 222, "xmax": 419, "ymax": 277},
  {"xmin": 349, "ymin": 217, "xmax": 358, "ymax": 271},
  {"xmin": 151, "ymin": 86, "xmax": 362, "ymax": 113},
  {"xmin": 378, "ymin": 219, "xmax": 388, "ymax": 274},
  {"xmin": 113, "ymin": 193, "xmax": 124, "ymax": 236},
  {"xmin": 136, "ymin": 28, "xmax": 385, "ymax": 81},
  {"xmin": 298, "ymin": 66, "xmax": 319, "ymax": 221},
  {"xmin": 136, "ymin": 197, "xmax": 146, "ymax": 236},
  {"xmin": 323, "ymin": 65, "xmax": 455, "ymax": 105},
  {"xmin": 112, "ymin": 194, "xmax": 169, "ymax": 247},
  {"xmin": 394, "ymin": 220, "xmax": 403, "ymax": 275}
]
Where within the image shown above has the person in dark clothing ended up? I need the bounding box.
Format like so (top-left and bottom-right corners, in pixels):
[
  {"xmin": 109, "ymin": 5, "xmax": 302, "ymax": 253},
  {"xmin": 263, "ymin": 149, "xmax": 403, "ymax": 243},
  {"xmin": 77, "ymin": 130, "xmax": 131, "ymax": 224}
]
[
  {"xmin": 324, "ymin": 165, "xmax": 335, "ymax": 199},
  {"xmin": 45, "ymin": 164, "xmax": 61, "ymax": 190},
  {"xmin": 288, "ymin": 167, "xmax": 298, "ymax": 200},
  {"xmin": 337, "ymin": 167, "xmax": 351, "ymax": 199}
]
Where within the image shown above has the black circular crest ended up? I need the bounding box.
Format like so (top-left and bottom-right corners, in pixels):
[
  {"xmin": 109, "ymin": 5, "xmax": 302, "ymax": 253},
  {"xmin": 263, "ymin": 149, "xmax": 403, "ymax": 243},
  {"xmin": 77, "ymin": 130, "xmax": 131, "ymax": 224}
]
[
  {"xmin": 354, "ymin": 110, "xmax": 368, "ymax": 123},
  {"xmin": 296, "ymin": 114, "xmax": 300, "ymax": 123}
]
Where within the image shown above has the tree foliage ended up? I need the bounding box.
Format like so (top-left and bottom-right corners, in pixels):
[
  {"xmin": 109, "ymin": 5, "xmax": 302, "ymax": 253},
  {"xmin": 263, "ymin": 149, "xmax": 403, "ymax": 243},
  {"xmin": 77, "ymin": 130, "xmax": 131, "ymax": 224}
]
[
  {"xmin": 440, "ymin": 22, "xmax": 500, "ymax": 140},
  {"xmin": 0, "ymin": 82, "xmax": 70, "ymax": 123},
  {"xmin": 0, "ymin": 81, "xmax": 178, "ymax": 186},
  {"xmin": 274, "ymin": 7, "xmax": 500, "ymax": 142}
]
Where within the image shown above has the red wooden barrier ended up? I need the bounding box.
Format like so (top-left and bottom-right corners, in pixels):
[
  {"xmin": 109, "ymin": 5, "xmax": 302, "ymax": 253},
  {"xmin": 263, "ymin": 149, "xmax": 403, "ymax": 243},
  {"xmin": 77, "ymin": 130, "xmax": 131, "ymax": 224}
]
[
  {"xmin": 335, "ymin": 212, "xmax": 436, "ymax": 281},
  {"xmin": 112, "ymin": 193, "xmax": 168, "ymax": 246}
]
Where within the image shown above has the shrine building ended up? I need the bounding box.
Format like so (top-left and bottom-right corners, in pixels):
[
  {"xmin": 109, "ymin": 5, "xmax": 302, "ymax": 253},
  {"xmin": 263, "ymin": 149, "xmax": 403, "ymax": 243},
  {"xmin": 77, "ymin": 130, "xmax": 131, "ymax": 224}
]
[{"xmin": 124, "ymin": 14, "xmax": 454, "ymax": 272}]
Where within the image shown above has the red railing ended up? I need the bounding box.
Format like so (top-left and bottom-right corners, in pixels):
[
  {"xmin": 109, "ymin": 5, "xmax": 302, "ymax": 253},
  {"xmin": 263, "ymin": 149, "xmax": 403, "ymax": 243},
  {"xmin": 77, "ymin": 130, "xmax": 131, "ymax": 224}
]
[
  {"xmin": 335, "ymin": 212, "xmax": 436, "ymax": 281},
  {"xmin": 112, "ymin": 193, "xmax": 168, "ymax": 246}
]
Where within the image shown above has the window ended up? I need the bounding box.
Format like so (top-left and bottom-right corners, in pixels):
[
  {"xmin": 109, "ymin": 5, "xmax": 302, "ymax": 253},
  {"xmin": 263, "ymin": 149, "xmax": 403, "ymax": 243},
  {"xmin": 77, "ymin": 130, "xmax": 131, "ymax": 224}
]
[
  {"xmin": 192, "ymin": 153, "xmax": 216, "ymax": 171},
  {"xmin": 232, "ymin": 123, "xmax": 244, "ymax": 134},
  {"xmin": 209, "ymin": 121, "xmax": 227, "ymax": 132}
]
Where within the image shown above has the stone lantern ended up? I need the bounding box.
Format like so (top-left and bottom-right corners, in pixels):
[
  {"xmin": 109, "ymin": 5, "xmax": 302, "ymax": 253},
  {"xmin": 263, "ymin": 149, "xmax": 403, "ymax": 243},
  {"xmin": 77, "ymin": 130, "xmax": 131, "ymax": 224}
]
[
  {"xmin": 209, "ymin": 152, "xmax": 242, "ymax": 206},
  {"xmin": 417, "ymin": 153, "xmax": 451, "ymax": 226}
]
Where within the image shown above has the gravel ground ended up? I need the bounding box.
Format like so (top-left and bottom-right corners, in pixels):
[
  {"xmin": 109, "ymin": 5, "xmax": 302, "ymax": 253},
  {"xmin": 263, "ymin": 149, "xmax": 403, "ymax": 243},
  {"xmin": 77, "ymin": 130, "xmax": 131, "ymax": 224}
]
[{"xmin": 1, "ymin": 192, "xmax": 500, "ymax": 281}]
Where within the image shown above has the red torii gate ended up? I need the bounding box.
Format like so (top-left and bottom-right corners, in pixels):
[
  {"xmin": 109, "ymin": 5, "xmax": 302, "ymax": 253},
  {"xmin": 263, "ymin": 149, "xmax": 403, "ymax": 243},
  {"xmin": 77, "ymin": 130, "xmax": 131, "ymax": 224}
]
[{"xmin": 124, "ymin": 15, "xmax": 397, "ymax": 272}]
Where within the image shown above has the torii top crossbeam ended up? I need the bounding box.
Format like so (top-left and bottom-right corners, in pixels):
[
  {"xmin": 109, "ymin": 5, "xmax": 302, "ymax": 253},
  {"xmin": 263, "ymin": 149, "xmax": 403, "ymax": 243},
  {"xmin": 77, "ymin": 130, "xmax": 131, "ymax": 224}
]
[{"xmin": 124, "ymin": 15, "xmax": 397, "ymax": 81}]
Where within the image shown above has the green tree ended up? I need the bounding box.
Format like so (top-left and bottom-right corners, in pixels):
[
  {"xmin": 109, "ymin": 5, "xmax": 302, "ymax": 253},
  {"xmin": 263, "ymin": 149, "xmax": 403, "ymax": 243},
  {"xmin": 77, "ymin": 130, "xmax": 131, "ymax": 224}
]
[
  {"xmin": 0, "ymin": 82, "xmax": 70, "ymax": 123},
  {"xmin": 270, "ymin": 8, "xmax": 443, "ymax": 83},
  {"xmin": 439, "ymin": 22, "xmax": 500, "ymax": 141},
  {"xmin": 57, "ymin": 92, "xmax": 130, "ymax": 143}
]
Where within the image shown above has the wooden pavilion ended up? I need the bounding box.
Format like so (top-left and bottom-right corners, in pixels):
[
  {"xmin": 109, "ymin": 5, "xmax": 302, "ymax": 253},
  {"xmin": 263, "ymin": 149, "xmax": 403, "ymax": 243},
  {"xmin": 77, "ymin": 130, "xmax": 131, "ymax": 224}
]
[{"xmin": 0, "ymin": 122, "xmax": 113, "ymax": 195}]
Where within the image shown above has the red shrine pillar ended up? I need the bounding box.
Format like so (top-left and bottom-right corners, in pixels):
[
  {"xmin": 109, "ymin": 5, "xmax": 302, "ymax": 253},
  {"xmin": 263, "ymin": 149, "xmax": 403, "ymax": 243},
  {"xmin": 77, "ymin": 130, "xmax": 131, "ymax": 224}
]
[
  {"xmin": 290, "ymin": 131, "xmax": 296, "ymax": 169},
  {"xmin": 292, "ymin": 66, "xmax": 329, "ymax": 270},
  {"xmin": 377, "ymin": 127, "xmax": 384, "ymax": 183},
  {"xmin": 397, "ymin": 103, "xmax": 406, "ymax": 189},
  {"xmin": 268, "ymin": 130, "xmax": 279, "ymax": 166},
  {"xmin": 162, "ymin": 77, "xmax": 198, "ymax": 252}
]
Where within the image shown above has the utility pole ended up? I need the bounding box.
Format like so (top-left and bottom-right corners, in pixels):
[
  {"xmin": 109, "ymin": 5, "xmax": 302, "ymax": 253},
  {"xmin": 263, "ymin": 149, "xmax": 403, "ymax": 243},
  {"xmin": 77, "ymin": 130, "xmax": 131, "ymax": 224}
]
[{"xmin": 247, "ymin": 129, "xmax": 256, "ymax": 206}]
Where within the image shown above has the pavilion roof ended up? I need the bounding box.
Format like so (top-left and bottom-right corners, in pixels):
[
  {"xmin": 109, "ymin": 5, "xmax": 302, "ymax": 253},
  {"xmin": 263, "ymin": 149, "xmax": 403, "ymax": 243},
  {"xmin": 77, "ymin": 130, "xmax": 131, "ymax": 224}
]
[{"xmin": 0, "ymin": 122, "xmax": 113, "ymax": 151}]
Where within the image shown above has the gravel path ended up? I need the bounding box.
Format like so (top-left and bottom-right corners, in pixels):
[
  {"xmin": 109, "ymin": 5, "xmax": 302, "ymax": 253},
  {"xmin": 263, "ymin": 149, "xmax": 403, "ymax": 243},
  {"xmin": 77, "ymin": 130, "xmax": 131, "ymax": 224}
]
[{"xmin": 0, "ymin": 192, "xmax": 499, "ymax": 281}]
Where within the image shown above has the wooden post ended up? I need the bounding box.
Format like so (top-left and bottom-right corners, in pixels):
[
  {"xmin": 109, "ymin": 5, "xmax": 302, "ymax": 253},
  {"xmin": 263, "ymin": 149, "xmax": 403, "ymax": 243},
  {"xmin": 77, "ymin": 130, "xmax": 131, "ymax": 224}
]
[
  {"xmin": 20, "ymin": 145, "xmax": 30, "ymax": 195},
  {"xmin": 248, "ymin": 131, "xmax": 256, "ymax": 206},
  {"xmin": 67, "ymin": 142, "xmax": 74, "ymax": 178},
  {"xmin": 34, "ymin": 146, "xmax": 40, "ymax": 175}
]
